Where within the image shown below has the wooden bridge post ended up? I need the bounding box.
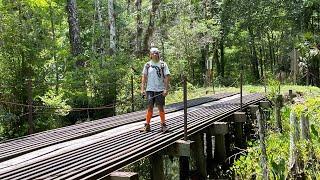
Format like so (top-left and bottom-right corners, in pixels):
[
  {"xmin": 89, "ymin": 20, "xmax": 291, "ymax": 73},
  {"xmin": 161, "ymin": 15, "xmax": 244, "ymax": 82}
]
[
  {"xmin": 150, "ymin": 153, "xmax": 164, "ymax": 180},
  {"xmin": 191, "ymin": 133, "xmax": 207, "ymax": 179},
  {"xmin": 289, "ymin": 89, "xmax": 293, "ymax": 102},
  {"xmin": 245, "ymin": 105, "xmax": 259, "ymax": 139},
  {"xmin": 179, "ymin": 156, "xmax": 189, "ymax": 180},
  {"xmin": 210, "ymin": 122, "xmax": 229, "ymax": 164},
  {"xmin": 233, "ymin": 112, "xmax": 246, "ymax": 149},
  {"xmin": 163, "ymin": 140, "xmax": 193, "ymax": 180}
]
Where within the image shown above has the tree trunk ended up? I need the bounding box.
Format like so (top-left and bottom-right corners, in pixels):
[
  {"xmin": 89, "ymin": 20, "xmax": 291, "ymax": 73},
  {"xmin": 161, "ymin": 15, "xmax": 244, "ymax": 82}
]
[
  {"xmin": 213, "ymin": 43, "xmax": 220, "ymax": 79},
  {"xmin": 201, "ymin": 45, "xmax": 209, "ymax": 85},
  {"xmin": 95, "ymin": 0, "xmax": 105, "ymax": 54},
  {"xmin": 293, "ymin": 48, "xmax": 297, "ymax": 85},
  {"xmin": 220, "ymin": 36, "xmax": 225, "ymax": 78},
  {"xmin": 27, "ymin": 79, "xmax": 34, "ymax": 134},
  {"xmin": 49, "ymin": 3, "xmax": 59, "ymax": 93},
  {"xmin": 67, "ymin": 0, "xmax": 82, "ymax": 57},
  {"xmin": 143, "ymin": 0, "xmax": 161, "ymax": 53},
  {"xmin": 248, "ymin": 27, "xmax": 260, "ymax": 82},
  {"xmin": 108, "ymin": 0, "xmax": 117, "ymax": 54},
  {"xmin": 159, "ymin": 3, "xmax": 167, "ymax": 60},
  {"xmin": 309, "ymin": 55, "xmax": 320, "ymax": 87},
  {"xmin": 135, "ymin": 0, "xmax": 142, "ymax": 55},
  {"xmin": 259, "ymin": 46, "xmax": 264, "ymax": 80}
]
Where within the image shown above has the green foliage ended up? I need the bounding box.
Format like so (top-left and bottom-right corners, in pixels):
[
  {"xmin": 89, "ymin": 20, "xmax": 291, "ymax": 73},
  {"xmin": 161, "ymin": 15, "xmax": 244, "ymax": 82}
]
[
  {"xmin": 267, "ymin": 78, "xmax": 281, "ymax": 100},
  {"xmin": 232, "ymin": 95, "xmax": 320, "ymax": 179}
]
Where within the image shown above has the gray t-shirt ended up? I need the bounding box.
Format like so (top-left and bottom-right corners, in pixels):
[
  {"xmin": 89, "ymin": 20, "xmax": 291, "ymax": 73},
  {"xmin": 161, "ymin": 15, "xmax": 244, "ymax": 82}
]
[{"xmin": 142, "ymin": 60, "xmax": 170, "ymax": 92}]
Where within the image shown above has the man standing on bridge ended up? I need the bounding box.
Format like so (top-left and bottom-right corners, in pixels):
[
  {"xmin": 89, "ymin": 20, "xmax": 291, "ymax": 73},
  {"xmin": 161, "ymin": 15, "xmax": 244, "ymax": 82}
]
[{"xmin": 140, "ymin": 47, "xmax": 171, "ymax": 133}]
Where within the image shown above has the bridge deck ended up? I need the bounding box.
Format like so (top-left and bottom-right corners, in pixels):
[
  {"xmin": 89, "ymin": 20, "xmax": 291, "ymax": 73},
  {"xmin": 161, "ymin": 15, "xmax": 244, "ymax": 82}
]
[
  {"xmin": 0, "ymin": 92, "xmax": 236, "ymax": 163},
  {"xmin": 0, "ymin": 93, "xmax": 265, "ymax": 180}
]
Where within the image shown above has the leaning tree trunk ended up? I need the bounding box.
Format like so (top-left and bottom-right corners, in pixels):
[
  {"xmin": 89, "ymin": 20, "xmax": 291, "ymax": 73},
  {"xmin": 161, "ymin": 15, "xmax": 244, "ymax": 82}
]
[
  {"xmin": 135, "ymin": 0, "xmax": 143, "ymax": 56},
  {"xmin": 256, "ymin": 110, "xmax": 268, "ymax": 180},
  {"xmin": 288, "ymin": 111, "xmax": 303, "ymax": 179},
  {"xmin": 143, "ymin": 0, "xmax": 161, "ymax": 53},
  {"xmin": 300, "ymin": 110, "xmax": 317, "ymax": 178},
  {"xmin": 108, "ymin": 0, "xmax": 116, "ymax": 54},
  {"xmin": 67, "ymin": 0, "xmax": 82, "ymax": 57}
]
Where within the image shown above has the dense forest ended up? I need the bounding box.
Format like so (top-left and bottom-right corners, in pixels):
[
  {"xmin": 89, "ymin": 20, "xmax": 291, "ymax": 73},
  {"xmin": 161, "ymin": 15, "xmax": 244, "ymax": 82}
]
[{"xmin": 0, "ymin": 0, "xmax": 320, "ymax": 139}]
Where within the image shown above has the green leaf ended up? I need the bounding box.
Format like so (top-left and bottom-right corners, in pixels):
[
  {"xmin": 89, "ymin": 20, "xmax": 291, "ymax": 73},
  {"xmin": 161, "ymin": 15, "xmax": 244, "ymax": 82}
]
[{"xmin": 311, "ymin": 124, "xmax": 318, "ymax": 137}]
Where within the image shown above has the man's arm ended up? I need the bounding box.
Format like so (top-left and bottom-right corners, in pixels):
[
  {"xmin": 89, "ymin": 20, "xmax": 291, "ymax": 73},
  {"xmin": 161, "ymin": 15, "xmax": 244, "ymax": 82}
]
[
  {"xmin": 141, "ymin": 74, "xmax": 147, "ymax": 95},
  {"xmin": 163, "ymin": 75, "xmax": 170, "ymax": 96}
]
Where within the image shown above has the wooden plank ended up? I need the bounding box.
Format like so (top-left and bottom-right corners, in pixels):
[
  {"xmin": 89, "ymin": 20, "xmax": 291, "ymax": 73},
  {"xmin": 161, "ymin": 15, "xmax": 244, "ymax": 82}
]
[{"xmin": 106, "ymin": 172, "xmax": 138, "ymax": 180}]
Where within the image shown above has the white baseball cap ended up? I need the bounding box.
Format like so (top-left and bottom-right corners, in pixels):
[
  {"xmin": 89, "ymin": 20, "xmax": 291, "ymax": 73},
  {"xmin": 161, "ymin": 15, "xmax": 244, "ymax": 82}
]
[{"xmin": 150, "ymin": 47, "xmax": 159, "ymax": 53}]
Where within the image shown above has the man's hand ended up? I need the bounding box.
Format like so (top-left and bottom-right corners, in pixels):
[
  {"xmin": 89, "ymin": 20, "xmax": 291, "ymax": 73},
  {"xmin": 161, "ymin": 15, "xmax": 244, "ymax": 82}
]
[
  {"xmin": 163, "ymin": 89, "xmax": 168, "ymax": 97},
  {"xmin": 141, "ymin": 90, "xmax": 146, "ymax": 98}
]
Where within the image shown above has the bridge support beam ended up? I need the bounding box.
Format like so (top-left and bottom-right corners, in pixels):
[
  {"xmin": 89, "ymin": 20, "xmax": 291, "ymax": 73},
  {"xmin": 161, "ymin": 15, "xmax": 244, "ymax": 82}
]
[
  {"xmin": 106, "ymin": 172, "xmax": 138, "ymax": 180},
  {"xmin": 210, "ymin": 122, "xmax": 229, "ymax": 164},
  {"xmin": 249, "ymin": 105, "xmax": 259, "ymax": 121},
  {"xmin": 205, "ymin": 130, "xmax": 214, "ymax": 177},
  {"xmin": 233, "ymin": 112, "xmax": 246, "ymax": 149},
  {"xmin": 191, "ymin": 133, "xmax": 207, "ymax": 179}
]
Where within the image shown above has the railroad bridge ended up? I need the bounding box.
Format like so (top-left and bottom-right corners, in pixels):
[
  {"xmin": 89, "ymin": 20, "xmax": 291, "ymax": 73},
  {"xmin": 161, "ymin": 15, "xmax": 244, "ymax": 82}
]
[{"xmin": 0, "ymin": 92, "xmax": 269, "ymax": 180}]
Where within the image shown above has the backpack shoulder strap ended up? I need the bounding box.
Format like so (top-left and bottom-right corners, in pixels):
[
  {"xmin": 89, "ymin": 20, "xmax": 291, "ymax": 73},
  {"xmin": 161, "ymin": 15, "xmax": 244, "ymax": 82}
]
[
  {"xmin": 160, "ymin": 62, "xmax": 165, "ymax": 78},
  {"xmin": 145, "ymin": 62, "xmax": 150, "ymax": 76}
]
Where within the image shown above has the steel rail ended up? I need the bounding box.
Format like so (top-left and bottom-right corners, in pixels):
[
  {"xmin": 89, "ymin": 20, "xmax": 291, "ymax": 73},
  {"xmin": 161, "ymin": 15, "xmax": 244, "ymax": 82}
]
[{"xmin": 0, "ymin": 92, "xmax": 234, "ymax": 148}]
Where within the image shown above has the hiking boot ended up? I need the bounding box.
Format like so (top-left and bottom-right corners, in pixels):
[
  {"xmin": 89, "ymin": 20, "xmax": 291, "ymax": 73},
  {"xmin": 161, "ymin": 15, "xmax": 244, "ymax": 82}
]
[
  {"xmin": 160, "ymin": 123, "xmax": 169, "ymax": 133},
  {"xmin": 139, "ymin": 123, "xmax": 151, "ymax": 132}
]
